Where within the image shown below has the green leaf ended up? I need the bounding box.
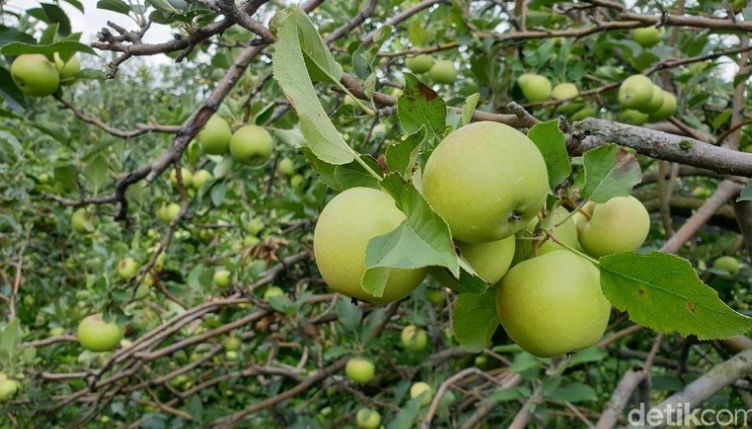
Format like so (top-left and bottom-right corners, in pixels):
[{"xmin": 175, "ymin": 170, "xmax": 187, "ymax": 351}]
[
  {"xmin": 83, "ymin": 154, "xmax": 109, "ymax": 193},
  {"xmin": 40, "ymin": 3, "xmax": 72, "ymax": 36},
  {"xmin": 388, "ymin": 395, "xmax": 424, "ymax": 429},
  {"xmin": 1, "ymin": 41, "xmax": 96, "ymax": 58},
  {"xmin": 305, "ymin": 149, "xmax": 379, "ymax": 191},
  {"xmin": 272, "ymin": 9, "xmax": 354, "ymax": 165},
  {"xmin": 737, "ymin": 183, "xmax": 752, "ymax": 202},
  {"xmin": 548, "ymin": 383, "xmax": 597, "ymax": 403},
  {"xmin": 293, "ymin": 9, "xmax": 343, "ymax": 84},
  {"xmin": 0, "ymin": 25, "xmax": 36, "ymax": 46},
  {"xmin": 0, "ymin": 67, "xmax": 26, "ymax": 111},
  {"xmin": 528, "ymin": 120, "xmax": 571, "ymax": 188},
  {"xmin": 461, "ymin": 93, "xmax": 480, "ymax": 126},
  {"xmin": 486, "ymin": 386, "xmax": 530, "ymax": 403},
  {"xmin": 581, "ymin": 144, "xmax": 642, "ymax": 203},
  {"xmin": 335, "ymin": 299, "xmax": 362, "ymax": 332},
  {"xmin": 600, "ymin": 252, "xmax": 752, "ymax": 340},
  {"xmin": 385, "ymin": 128, "xmax": 424, "ymax": 176},
  {"xmin": 0, "ymin": 319, "xmax": 22, "ymax": 370},
  {"xmin": 397, "ymin": 74, "xmax": 446, "ymax": 140},
  {"xmin": 361, "ymin": 174, "xmax": 459, "ymax": 297},
  {"xmin": 452, "ymin": 287, "xmax": 499, "ymax": 353},
  {"xmin": 97, "ymin": 0, "xmax": 131, "ymax": 14}
]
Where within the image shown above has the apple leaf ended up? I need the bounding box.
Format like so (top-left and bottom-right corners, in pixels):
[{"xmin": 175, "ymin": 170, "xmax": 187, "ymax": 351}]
[
  {"xmin": 386, "ymin": 128, "xmax": 425, "ymax": 176},
  {"xmin": 361, "ymin": 174, "xmax": 459, "ymax": 297},
  {"xmin": 737, "ymin": 182, "xmax": 752, "ymax": 202},
  {"xmin": 528, "ymin": 119, "xmax": 571, "ymax": 189},
  {"xmin": 461, "ymin": 93, "xmax": 480, "ymax": 126},
  {"xmin": 600, "ymin": 252, "xmax": 752, "ymax": 339},
  {"xmin": 397, "ymin": 74, "xmax": 446, "ymax": 140},
  {"xmin": 388, "ymin": 395, "xmax": 425, "ymax": 429},
  {"xmin": 581, "ymin": 143, "xmax": 642, "ymax": 203},
  {"xmin": 292, "ymin": 8, "xmax": 343, "ymax": 84},
  {"xmin": 0, "ymin": 318, "xmax": 22, "ymax": 371},
  {"xmin": 304, "ymin": 149, "xmax": 379, "ymax": 191},
  {"xmin": 0, "ymin": 41, "xmax": 96, "ymax": 59},
  {"xmin": 452, "ymin": 287, "xmax": 499, "ymax": 352},
  {"xmin": 272, "ymin": 9, "xmax": 355, "ymax": 165}
]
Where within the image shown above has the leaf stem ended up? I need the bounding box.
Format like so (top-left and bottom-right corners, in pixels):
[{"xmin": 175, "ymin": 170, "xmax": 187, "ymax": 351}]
[
  {"xmin": 350, "ymin": 150, "xmax": 382, "ymax": 180},
  {"xmin": 337, "ymin": 82, "xmax": 376, "ymax": 116},
  {"xmin": 544, "ymin": 230, "xmax": 599, "ymax": 266},
  {"xmin": 554, "ymin": 201, "xmax": 587, "ymax": 227}
]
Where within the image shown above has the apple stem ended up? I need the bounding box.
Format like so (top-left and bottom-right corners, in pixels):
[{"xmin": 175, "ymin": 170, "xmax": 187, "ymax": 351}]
[
  {"xmin": 544, "ymin": 230, "xmax": 600, "ymax": 266},
  {"xmin": 554, "ymin": 201, "xmax": 587, "ymax": 227}
]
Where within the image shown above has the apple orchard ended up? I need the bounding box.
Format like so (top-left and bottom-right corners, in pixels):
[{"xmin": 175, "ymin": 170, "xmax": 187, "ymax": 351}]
[{"xmin": 2, "ymin": 0, "xmax": 752, "ymax": 428}]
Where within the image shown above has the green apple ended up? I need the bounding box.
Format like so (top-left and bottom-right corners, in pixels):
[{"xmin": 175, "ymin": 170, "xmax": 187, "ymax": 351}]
[
  {"xmin": 406, "ymin": 54, "xmax": 434, "ymax": 73},
  {"xmin": 314, "ymin": 187, "xmax": 427, "ymax": 304},
  {"xmin": 457, "ymin": 236, "xmax": 516, "ymax": 283},
  {"xmin": 77, "ymin": 314, "xmax": 124, "ymax": 352},
  {"xmin": 264, "ymin": 286, "xmax": 285, "ymax": 300},
  {"xmin": 632, "ymin": 27, "xmax": 665, "ymax": 48},
  {"xmin": 617, "ymin": 109, "xmax": 649, "ymax": 125},
  {"xmin": 38, "ymin": 173, "xmax": 50, "ymax": 184},
  {"xmin": 517, "ymin": 73, "xmax": 552, "ymax": 102},
  {"xmin": 290, "ymin": 174, "xmax": 305, "ymax": 191},
  {"xmin": 571, "ymin": 107, "xmax": 597, "ymax": 121},
  {"xmin": 223, "ymin": 336, "xmax": 241, "ymax": 352},
  {"xmin": 230, "ymin": 125, "xmax": 273, "ymax": 164},
  {"xmin": 169, "ymin": 168, "xmax": 193, "ymax": 188},
  {"xmin": 156, "ymin": 202, "xmax": 181, "ymax": 223},
  {"xmin": 71, "ymin": 208, "xmax": 96, "ymax": 233},
  {"xmin": 277, "ymin": 158, "xmax": 296, "ymax": 176},
  {"xmin": 648, "ymin": 91, "xmax": 677, "ymax": 122},
  {"xmin": 199, "ymin": 116, "xmax": 232, "ymax": 155},
  {"xmin": 732, "ymin": 0, "xmax": 747, "ymax": 10},
  {"xmin": 244, "ymin": 236, "xmax": 261, "ymax": 247},
  {"xmin": 214, "ymin": 269, "xmax": 231, "ymax": 288},
  {"xmin": 246, "ymin": 217, "xmax": 265, "ymax": 236},
  {"xmin": 0, "ymin": 378, "xmax": 19, "ymax": 402},
  {"xmin": 53, "ymin": 53, "xmax": 81, "ymax": 79},
  {"xmin": 422, "ymin": 121, "xmax": 549, "ymax": 243},
  {"xmin": 551, "ymin": 82, "xmax": 578, "ymax": 101},
  {"xmin": 618, "ymin": 75, "xmax": 654, "ymax": 110},
  {"xmin": 356, "ymin": 408, "xmax": 382, "ymax": 429},
  {"xmin": 576, "ymin": 196, "xmax": 650, "ymax": 257},
  {"xmin": 117, "ymin": 257, "xmax": 140, "ymax": 279},
  {"xmin": 496, "ymin": 250, "xmax": 610, "ymax": 357},
  {"xmin": 410, "ymin": 382, "xmax": 433, "ymax": 406},
  {"xmin": 645, "ymin": 85, "xmax": 665, "ymax": 112},
  {"xmin": 401, "ymin": 325, "xmax": 428, "ymax": 351},
  {"xmin": 714, "ymin": 256, "xmax": 741, "ymax": 277},
  {"xmin": 425, "ymin": 289, "xmax": 445, "ymax": 306},
  {"xmin": 191, "ymin": 169, "xmax": 213, "ymax": 189},
  {"xmin": 429, "ymin": 60, "xmax": 457, "ymax": 84},
  {"xmin": 345, "ymin": 357, "xmax": 375, "ymax": 384},
  {"xmin": 10, "ymin": 54, "xmax": 60, "ymax": 96}
]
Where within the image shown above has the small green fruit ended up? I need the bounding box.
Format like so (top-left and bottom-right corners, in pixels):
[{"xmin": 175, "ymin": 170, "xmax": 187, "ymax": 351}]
[
  {"xmin": 406, "ymin": 54, "xmax": 435, "ymax": 73},
  {"xmin": 10, "ymin": 54, "xmax": 60, "ymax": 96},
  {"xmin": 428, "ymin": 60, "xmax": 457, "ymax": 84},
  {"xmin": 0, "ymin": 379, "xmax": 19, "ymax": 402},
  {"xmin": 230, "ymin": 125, "xmax": 273, "ymax": 164},
  {"xmin": 71, "ymin": 208, "xmax": 96, "ymax": 233},
  {"xmin": 345, "ymin": 357, "xmax": 375, "ymax": 384},
  {"xmin": 648, "ymin": 91, "xmax": 677, "ymax": 122},
  {"xmin": 551, "ymin": 82, "xmax": 578, "ymax": 101},
  {"xmin": 457, "ymin": 236, "xmax": 516, "ymax": 283},
  {"xmin": 223, "ymin": 336, "xmax": 242, "ymax": 352},
  {"xmin": 199, "ymin": 116, "xmax": 232, "ymax": 155},
  {"xmin": 156, "ymin": 202, "xmax": 181, "ymax": 223},
  {"xmin": 576, "ymin": 196, "xmax": 650, "ymax": 257},
  {"xmin": 290, "ymin": 174, "xmax": 305, "ymax": 191},
  {"xmin": 714, "ymin": 256, "xmax": 741, "ymax": 277},
  {"xmin": 356, "ymin": 408, "xmax": 382, "ymax": 429},
  {"xmin": 117, "ymin": 257, "xmax": 140, "ymax": 279},
  {"xmin": 264, "ymin": 286, "xmax": 284, "ymax": 300},
  {"xmin": 169, "ymin": 168, "xmax": 193, "ymax": 188},
  {"xmin": 618, "ymin": 75, "xmax": 654, "ymax": 110},
  {"xmin": 191, "ymin": 170, "xmax": 213, "ymax": 189},
  {"xmin": 277, "ymin": 158, "xmax": 296, "ymax": 176},
  {"xmin": 77, "ymin": 314, "xmax": 124, "ymax": 352},
  {"xmin": 410, "ymin": 382, "xmax": 433, "ymax": 406},
  {"xmin": 517, "ymin": 73, "xmax": 552, "ymax": 102},
  {"xmin": 401, "ymin": 325, "xmax": 428, "ymax": 351},
  {"xmin": 645, "ymin": 85, "xmax": 665, "ymax": 112},
  {"xmin": 632, "ymin": 27, "xmax": 665, "ymax": 48},
  {"xmin": 246, "ymin": 217, "xmax": 265, "ymax": 236},
  {"xmin": 425, "ymin": 289, "xmax": 445, "ymax": 306},
  {"xmin": 53, "ymin": 53, "xmax": 81, "ymax": 79},
  {"xmin": 571, "ymin": 107, "xmax": 596, "ymax": 121},
  {"xmin": 214, "ymin": 269, "xmax": 231, "ymax": 288},
  {"xmin": 618, "ymin": 109, "xmax": 649, "ymax": 125}
]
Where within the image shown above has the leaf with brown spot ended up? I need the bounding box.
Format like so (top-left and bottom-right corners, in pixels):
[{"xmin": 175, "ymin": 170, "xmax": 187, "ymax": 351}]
[
  {"xmin": 581, "ymin": 144, "xmax": 642, "ymax": 203},
  {"xmin": 396, "ymin": 73, "xmax": 446, "ymax": 140}
]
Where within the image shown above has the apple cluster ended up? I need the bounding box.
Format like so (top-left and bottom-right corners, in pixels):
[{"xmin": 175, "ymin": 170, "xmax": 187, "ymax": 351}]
[
  {"xmin": 313, "ymin": 121, "xmax": 652, "ymax": 358},
  {"xmin": 405, "ymin": 54, "xmax": 457, "ymax": 84},
  {"xmin": 10, "ymin": 53, "xmax": 81, "ymax": 97}
]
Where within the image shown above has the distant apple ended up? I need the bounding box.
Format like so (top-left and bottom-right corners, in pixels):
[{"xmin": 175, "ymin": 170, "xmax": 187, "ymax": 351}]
[
  {"xmin": 345, "ymin": 357, "xmax": 375, "ymax": 384},
  {"xmin": 77, "ymin": 314, "xmax": 124, "ymax": 352},
  {"xmin": 117, "ymin": 257, "xmax": 140, "ymax": 279},
  {"xmin": 410, "ymin": 382, "xmax": 433, "ymax": 406}
]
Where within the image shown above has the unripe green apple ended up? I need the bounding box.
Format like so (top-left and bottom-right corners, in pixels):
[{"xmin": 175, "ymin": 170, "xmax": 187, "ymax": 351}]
[
  {"xmin": 648, "ymin": 91, "xmax": 677, "ymax": 122},
  {"xmin": 314, "ymin": 187, "xmax": 427, "ymax": 304},
  {"xmin": 425, "ymin": 289, "xmax": 445, "ymax": 306},
  {"xmin": 576, "ymin": 196, "xmax": 650, "ymax": 257},
  {"xmin": 214, "ymin": 269, "xmax": 231, "ymax": 288},
  {"xmin": 71, "ymin": 208, "xmax": 96, "ymax": 233},
  {"xmin": 246, "ymin": 217, "xmax": 265, "ymax": 236},
  {"xmin": 290, "ymin": 174, "xmax": 305, "ymax": 191},
  {"xmin": 53, "ymin": 53, "xmax": 81, "ymax": 79},
  {"xmin": 551, "ymin": 82, "xmax": 578, "ymax": 101},
  {"xmin": 571, "ymin": 107, "xmax": 597, "ymax": 121},
  {"xmin": 38, "ymin": 173, "xmax": 50, "ymax": 184},
  {"xmin": 496, "ymin": 251, "xmax": 610, "ymax": 357},
  {"xmin": 645, "ymin": 85, "xmax": 664, "ymax": 112},
  {"xmin": 517, "ymin": 73, "xmax": 552, "ymax": 102},
  {"xmin": 0, "ymin": 378, "xmax": 19, "ymax": 402},
  {"xmin": 230, "ymin": 125, "xmax": 273, "ymax": 164},
  {"xmin": 617, "ymin": 109, "xmax": 649, "ymax": 125},
  {"xmin": 401, "ymin": 325, "xmax": 428, "ymax": 351},
  {"xmin": 169, "ymin": 168, "xmax": 193, "ymax": 188},
  {"xmin": 10, "ymin": 54, "xmax": 60, "ymax": 96},
  {"xmin": 618, "ymin": 75, "xmax": 653, "ymax": 110},
  {"xmin": 356, "ymin": 408, "xmax": 382, "ymax": 429},
  {"xmin": 345, "ymin": 357, "xmax": 375, "ymax": 384},
  {"xmin": 244, "ymin": 235, "xmax": 261, "ymax": 247},
  {"xmin": 199, "ymin": 116, "xmax": 232, "ymax": 155},
  {"xmin": 632, "ymin": 27, "xmax": 665, "ymax": 48},
  {"xmin": 264, "ymin": 286, "xmax": 285, "ymax": 300},
  {"xmin": 277, "ymin": 158, "xmax": 296, "ymax": 176},
  {"xmin": 406, "ymin": 54, "xmax": 434, "ymax": 73},
  {"xmin": 429, "ymin": 60, "xmax": 457, "ymax": 84},
  {"xmin": 156, "ymin": 202, "xmax": 181, "ymax": 223},
  {"xmin": 191, "ymin": 169, "xmax": 213, "ymax": 189},
  {"xmin": 732, "ymin": 0, "xmax": 747, "ymax": 10},
  {"xmin": 223, "ymin": 336, "xmax": 241, "ymax": 351},
  {"xmin": 410, "ymin": 382, "xmax": 433, "ymax": 406},
  {"xmin": 422, "ymin": 122, "xmax": 549, "ymax": 243},
  {"xmin": 714, "ymin": 256, "xmax": 741, "ymax": 278},
  {"xmin": 77, "ymin": 314, "xmax": 124, "ymax": 352},
  {"xmin": 117, "ymin": 257, "xmax": 140, "ymax": 279},
  {"xmin": 456, "ymin": 236, "xmax": 516, "ymax": 283}
]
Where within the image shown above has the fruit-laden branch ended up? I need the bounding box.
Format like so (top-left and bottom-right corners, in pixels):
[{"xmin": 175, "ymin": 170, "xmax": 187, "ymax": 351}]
[
  {"xmin": 569, "ymin": 119, "xmax": 752, "ymax": 177},
  {"xmin": 55, "ymin": 96, "xmax": 179, "ymax": 138}
]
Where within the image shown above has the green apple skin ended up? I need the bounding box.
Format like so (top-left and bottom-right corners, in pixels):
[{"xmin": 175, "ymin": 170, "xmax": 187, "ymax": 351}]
[
  {"xmin": 425, "ymin": 289, "xmax": 445, "ymax": 306},
  {"xmin": 53, "ymin": 53, "xmax": 81, "ymax": 79},
  {"xmin": 496, "ymin": 250, "xmax": 611, "ymax": 357},
  {"xmin": 422, "ymin": 121, "xmax": 549, "ymax": 243},
  {"xmin": 0, "ymin": 379, "xmax": 19, "ymax": 402},
  {"xmin": 246, "ymin": 218, "xmax": 265, "ymax": 236},
  {"xmin": 517, "ymin": 73, "xmax": 552, "ymax": 102},
  {"xmin": 277, "ymin": 158, "xmax": 296, "ymax": 176},
  {"xmin": 618, "ymin": 109, "xmax": 649, "ymax": 125},
  {"xmin": 345, "ymin": 358, "xmax": 375, "ymax": 384},
  {"xmin": 410, "ymin": 382, "xmax": 433, "ymax": 406},
  {"xmin": 313, "ymin": 187, "xmax": 427, "ymax": 304},
  {"xmin": 157, "ymin": 202, "xmax": 181, "ymax": 223},
  {"xmin": 551, "ymin": 82, "xmax": 578, "ymax": 101},
  {"xmin": 648, "ymin": 91, "xmax": 677, "ymax": 122},
  {"xmin": 571, "ymin": 107, "xmax": 597, "ymax": 121},
  {"xmin": 71, "ymin": 208, "xmax": 96, "ymax": 233},
  {"xmin": 169, "ymin": 168, "xmax": 193, "ymax": 188},
  {"xmin": 577, "ymin": 196, "xmax": 650, "ymax": 257},
  {"xmin": 429, "ymin": 60, "xmax": 457, "ymax": 84},
  {"xmin": 401, "ymin": 325, "xmax": 428, "ymax": 351},
  {"xmin": 214, "ymin": 269, "xmax": 231, "ymax": 288},
  {"xmin": 264, "ymin": 286, "xmax": 285, "ymax": 300},
  {"xmin": 356, "ymin": 408, "xmax": 382, "ymax": 429},
  {"xmin": 199, "ymin": 116, "xmax": 232, "ymax": 155},
  {"xmin": 632, "ymin": 27, "xmax": 665, "ymax": 48},
  {"xmin": 714, "ymin": 256, "xmax": 741, "ymax": 277},
  {"xmin": 117, "ymin": 257, "xmax": 140, "ymax": 279},
  {"xmin": 77, "ymin": 314, "xmax": 124, "ymax": 352},
  {"xmin": 223, "ymin": 336, "xmax": 242, "ymax": 352},
  {"xmin": 457, "ymin": 236, "xmax": 516, "ymax": 283},
  {"xmin": 645, "ymin": 85, "xmax": 665, "ymax": 112},
  {"xmin": 406, "ymin": 54, "xmax": 435, "ymax": 73},
  {"xmin": 10, "ymin": 54, "xmax": 60, "ymax": 96},
  {"xmin": 230, "ymin": 125, "xmax": 273, "ymax": 164},
  {"xmin": 618, "ymin": 75, "xmax": 654, "ymax": 110},
  {"xmin": 191, "ymin": 170, "xmax": 213, "ymax": 189},
  {"xmin": 290, "ymin": 174, "xmax": 305, "ymax": 191}
]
